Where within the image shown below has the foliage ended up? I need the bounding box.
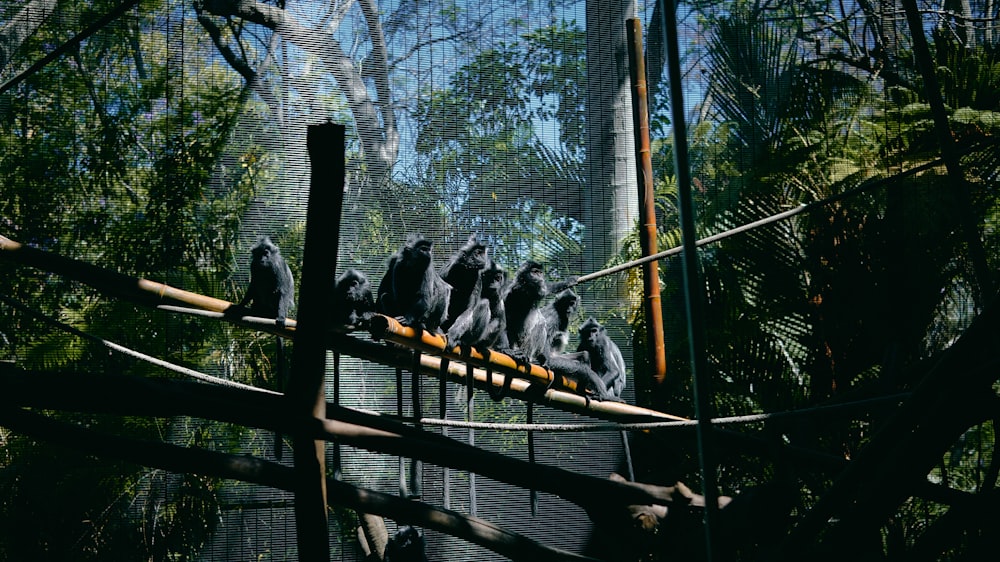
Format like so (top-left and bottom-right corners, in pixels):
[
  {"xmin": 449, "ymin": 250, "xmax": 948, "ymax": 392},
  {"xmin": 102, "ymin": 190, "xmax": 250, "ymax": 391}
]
[
  {"xmin": 620, "ymin": 2, "xmax": 1000, "ymax": 559},
  {"xmin": 414, "ymin": 18, "xmax": 588, "ymax": 255},
  {"xmin": 6, "ymin": 0, "xmax": 1000, "ymax": 559},
  {"xmin": 0, "ymin": 1, "xmax": 261, "ymax": 558}
]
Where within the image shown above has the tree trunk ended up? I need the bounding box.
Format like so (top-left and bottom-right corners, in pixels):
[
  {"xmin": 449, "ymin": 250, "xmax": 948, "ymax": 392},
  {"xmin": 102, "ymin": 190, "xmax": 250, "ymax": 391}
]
[{"xmin": 583, "ymin": 0, "xmax": 639, "ymax": 278}]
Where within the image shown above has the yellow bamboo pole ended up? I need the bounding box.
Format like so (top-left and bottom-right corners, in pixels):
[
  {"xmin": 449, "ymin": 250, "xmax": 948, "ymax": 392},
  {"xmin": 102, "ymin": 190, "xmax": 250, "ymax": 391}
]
[
  {"xmin": 369, "ymin": 314, "xmax": 685, "ymax": 421},
  {"xmin": 2, "ymin": 233, "xmax": 684, "ymax": 422},
  {"xmin": 1, "ymin": 234, "xmax": 235, "ymax": 313},
  {"xmin": 627, "ymin": 17, "xmax": 668, "ymax": 384},
  {"xmin": 369, "ymin": 314, "xmax": 578, "ymax": 393}
]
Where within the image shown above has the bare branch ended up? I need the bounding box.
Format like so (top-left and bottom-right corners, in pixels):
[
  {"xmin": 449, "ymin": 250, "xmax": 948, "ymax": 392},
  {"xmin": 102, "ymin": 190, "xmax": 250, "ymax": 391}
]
[{"xmin": 198, "ymin": 0, "xmax": 395, "ymax": 180}]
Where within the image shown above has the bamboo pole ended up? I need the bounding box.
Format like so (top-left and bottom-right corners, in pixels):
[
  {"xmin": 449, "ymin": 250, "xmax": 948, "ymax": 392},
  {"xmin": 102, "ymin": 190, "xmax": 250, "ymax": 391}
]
[
  {"xmin": 0, "ymin": 234, "xmax": 235, "ymax": 313},
  {"xmin": 626, "ymin": 17, "xmax": 668, "ymax": 384},
  {"xmin": 368, "ymin": 314, "xmax": 684, "ymax": 421},
  {"xmin": 1, "ymin": 235, "xmax": 683, "ymax": 422},
  {"xmin": 369, "ymin": 314, "xmax": 577, "ymax": 392}
]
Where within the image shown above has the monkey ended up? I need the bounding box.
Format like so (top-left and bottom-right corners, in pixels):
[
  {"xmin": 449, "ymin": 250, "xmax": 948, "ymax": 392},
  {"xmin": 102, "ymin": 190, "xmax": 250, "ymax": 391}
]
[
  {"xmin": 500, "ymin": 261, "xmax": 613, "ymax": 401},
  {"xmin": 237, "ymin": 235, "xmax": 295, "ymax": 459},
  {"xmin": 502, "ymin": 261, "xmax": 550, "ymax": 363},
  {"xmin": 238, "ymin": 236, "xmax": 295, "ymax": 326},
  {"xmin": 546, "ymin": 353, "xmax": 616, "ymax": 401},
  {"xmin": 445, "ymin": 260, "xmax": 510, "ymax": 402},
  {"xmin": 384, "ymin": 525, "xmax": 429, "ymax": 562},
  {"xmin": 542, "ymin": 289, "xmax": 581, "ymax": 354},
  {"xmin": 376, "ymin": 235, "xmax": 451, "ymax": 500},
  {"xmin": 577, "ymin": 317, "xmax": 628, "ymax": 400},
  {"xmin": 439, "ymin": 233, "xmax": 490, "ymax": 331},
  {"xmin": 502, "ymin": 260, "xmax": 576, "ymax": 363},
  {"xmin": 332, "ymin": 268, "xmax": 375, "ymax": 329},
  {"xmin": 376, "ymin": 234, "xmax": 452, "ymax": 335},
  {"xmin": 446, "ymin": 260, "xmax": 507, "ymax": 352}
]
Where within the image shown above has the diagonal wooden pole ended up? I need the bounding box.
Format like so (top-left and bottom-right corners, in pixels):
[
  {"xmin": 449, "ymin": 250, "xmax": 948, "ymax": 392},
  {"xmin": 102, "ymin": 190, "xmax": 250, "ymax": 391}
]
[{"xmin": 286, "ymin": 122, "xmax": 346, "ymax": 561}]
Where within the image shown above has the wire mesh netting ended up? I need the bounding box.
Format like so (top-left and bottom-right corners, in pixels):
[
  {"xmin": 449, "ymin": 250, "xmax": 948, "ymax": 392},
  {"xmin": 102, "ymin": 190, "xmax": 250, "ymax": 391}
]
[{"xmin": 3, "ymin": 0, "xmax": 1000, "ymax": 561}]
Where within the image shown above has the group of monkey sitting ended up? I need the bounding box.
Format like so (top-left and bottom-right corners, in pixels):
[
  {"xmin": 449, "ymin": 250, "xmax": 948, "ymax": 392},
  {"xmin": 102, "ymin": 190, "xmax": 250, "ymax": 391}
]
[{"xmin": 239, "ymin": 233, "xmax": 626, "ymax": 402}]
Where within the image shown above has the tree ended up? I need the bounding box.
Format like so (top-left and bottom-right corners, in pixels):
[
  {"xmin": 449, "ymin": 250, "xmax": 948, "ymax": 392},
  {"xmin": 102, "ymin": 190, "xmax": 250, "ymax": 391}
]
[
  {"xmin": 0, "ymin": 1, "xmax": 261, "ymax": 558},
  {"xmin": 0, "ymin": 0, "xmax": 58, "ymax": 73},
  {"xmin": 197, "ymin": 0, "xmax": 398, "ymax": 188},
  {"xmin": 583, "ymin": 0, "xmax": 638, "ymax": 276},
  {"xmin": 624, "ymin": 1, "xmax": 1000, "ymax": 558}
]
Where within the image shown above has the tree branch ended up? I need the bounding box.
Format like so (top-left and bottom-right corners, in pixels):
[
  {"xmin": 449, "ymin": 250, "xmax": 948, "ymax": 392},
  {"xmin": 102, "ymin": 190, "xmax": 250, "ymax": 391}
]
[{"xmin": 198, "ymin": 0, "xmax": 395, "ymax": 181}]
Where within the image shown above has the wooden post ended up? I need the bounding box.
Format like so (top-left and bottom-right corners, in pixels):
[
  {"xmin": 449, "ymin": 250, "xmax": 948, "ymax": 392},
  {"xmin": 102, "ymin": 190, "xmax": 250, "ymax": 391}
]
[
  {"xmin": 287, "ymin": 122, "xmax": 346, "ymax": 561},
  {"xmin": 626, "ymin": 18, "xmax": 667, "ymax": 384}
]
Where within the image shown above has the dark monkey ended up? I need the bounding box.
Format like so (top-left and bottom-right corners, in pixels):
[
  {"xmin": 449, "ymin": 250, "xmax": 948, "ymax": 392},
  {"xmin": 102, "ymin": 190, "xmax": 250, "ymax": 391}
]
[
  {"xmin": 439, "ymin": 233, "xmax": 489, "ymax": 331},
  {"xmin": 542, "ymin": 289, "xmax": 581, "ymax": 354},
  {"xmin": 502, "ymin": 262, "xmax": 615, "ymax": 401},
  {"xmin": 446, "ymin": 261, "xmax": 509, "ymax": 401},
  {"xmin": 377, "ymin": 234, "xmax": 452, "ymax": 335},
  {"xmin": 238, "ymin": 236, "xmax": 295, "ymax": 326},
  {"xmin": 384, "ymin": 525, "xmax": 429, "ymax": 562},
  {"xmin": 332, "ymin": 268, "xmax": 375, "ymax": 329},
  {"xmin": 577, "ymin": 317, "xmax": 628, "ymax": 400},
  {"xmin": 446, "ymin": 260, "xmax": 507, "ymax": 353},
  {"xmin": 238, "ymin": 236, "xmax": 295, "ymax": 459},
  {"xmin": 502, "ymin": 261, "xmax": 574, "ymax": 363}
]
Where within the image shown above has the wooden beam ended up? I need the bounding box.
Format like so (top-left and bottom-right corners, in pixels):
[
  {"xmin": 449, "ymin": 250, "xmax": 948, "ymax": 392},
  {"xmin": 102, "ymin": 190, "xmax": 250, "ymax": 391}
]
[{"xmin": 286, "ymin": 122, "xmax": 346, "ymax": 561}]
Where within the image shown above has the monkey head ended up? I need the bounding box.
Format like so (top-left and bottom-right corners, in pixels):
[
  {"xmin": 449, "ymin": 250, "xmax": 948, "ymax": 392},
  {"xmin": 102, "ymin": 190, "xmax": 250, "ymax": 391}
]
[
  {"xmin": 384, "ymin": 525, "xmax": 427, "ymax": 562},
  {"xmin": 553, "ymin": 290, "xmax": 580, "ymax": 317},
  {"xmin": 457, "ymin": 233, "xmax": 488, "ymax": 271},
  {"xmin": 514, "ymin": 260, "xmax": 547, "ymax": 295},
  {"xmin": 481, "ymin": 261, "xmax": 506, "ymax": 297},
  {"xmin": 251, "ymin": 236, "xmax": 280, "ymax": 266},
  {"xmin": 401, "ymin": 234, "xmax": 433, "ymax": 270},
  {"xmin": 579, "ymin": 317, "xmax": 604, "ymax": 347},
  {"xmin": 335, "ymin": 268, "xmax": 371, "ymax": 302}
]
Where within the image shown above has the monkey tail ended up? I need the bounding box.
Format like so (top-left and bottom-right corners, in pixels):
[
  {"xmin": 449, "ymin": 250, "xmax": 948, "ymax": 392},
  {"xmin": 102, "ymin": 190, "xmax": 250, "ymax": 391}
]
[
  {"xmin": 273, "ymin": 336, "xmax": 286, "ymax": 461},
  {"xmin": 484, "ymin": 350, "xmax": 513, "ymax": 402}
]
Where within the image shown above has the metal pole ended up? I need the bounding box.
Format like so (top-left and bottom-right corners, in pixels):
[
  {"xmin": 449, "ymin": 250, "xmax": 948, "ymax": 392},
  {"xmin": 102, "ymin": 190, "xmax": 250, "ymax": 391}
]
[{"xmin": 660, "ymin": 0, "xmax": 719, "ymax": 559}]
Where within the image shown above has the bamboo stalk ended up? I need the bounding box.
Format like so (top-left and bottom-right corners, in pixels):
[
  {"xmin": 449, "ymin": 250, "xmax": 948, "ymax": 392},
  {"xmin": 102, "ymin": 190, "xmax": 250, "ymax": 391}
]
[
  {"xmin": 0, "ymin": 234, "xmax": 235, "ymax": 313},
  {"xmin": 369, "ymin": 314, "xmax": 684, "ymax": 421},
  {"xmin": 627, "ymin": 17, "xmax": 668, "ymax": 384},
  {"xmin": 2, "ymin": 234, "xmax": 683, "ymax": 421},
  {"xmin": 369, "ymin": 314, "xmax": 576, "ymax": 392}
]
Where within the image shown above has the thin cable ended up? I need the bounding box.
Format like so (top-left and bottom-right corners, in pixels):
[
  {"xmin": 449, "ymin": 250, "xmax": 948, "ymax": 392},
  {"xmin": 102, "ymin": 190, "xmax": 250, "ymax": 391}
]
[
  {"xmin": 0, "ymin": 294, "xmax": 277, "ymax": 394},
  {"xmin": 0, "ymin": 0, "xmax": 141, "ymax": 95},
  {"xmin": 575, "ymin": 153, "xmax": 958, "ymax": 285}
]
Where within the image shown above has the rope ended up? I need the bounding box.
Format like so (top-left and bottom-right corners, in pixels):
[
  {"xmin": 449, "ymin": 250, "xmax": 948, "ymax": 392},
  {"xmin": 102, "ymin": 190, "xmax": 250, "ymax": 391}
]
[
  {"xmin": 0, "ymin": 294, "xmax": 278, "ymax": 394},
  {"xmin": 417, "ymin": 392, "xmax": 909, "ymax": 432}
]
